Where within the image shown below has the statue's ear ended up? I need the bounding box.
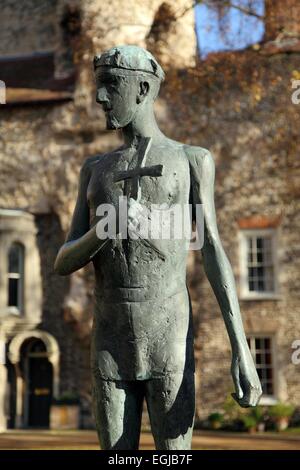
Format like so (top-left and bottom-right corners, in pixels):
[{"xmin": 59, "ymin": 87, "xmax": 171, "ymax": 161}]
[{"xmin": 137, "ymin": 81, "xmax": 149, "ymax": 103}]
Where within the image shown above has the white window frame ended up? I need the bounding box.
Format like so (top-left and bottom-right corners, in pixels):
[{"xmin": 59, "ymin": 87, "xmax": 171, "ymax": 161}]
[
  {"xmin": 0, "ymin": 209, "xmax": 42, "ymax": 323},
  {"xmin": 239, "ymin": 228, "xmax": 280, "ymax": 300},
  {"xmin": 247, "ymin": 335, "xmax": 278, "ymax": 405}
]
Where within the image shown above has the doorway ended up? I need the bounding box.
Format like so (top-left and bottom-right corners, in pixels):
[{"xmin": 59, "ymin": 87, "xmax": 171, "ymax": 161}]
[{"xmin": 21, "ymin": 338, "xmax": 53, "ymax": 428}]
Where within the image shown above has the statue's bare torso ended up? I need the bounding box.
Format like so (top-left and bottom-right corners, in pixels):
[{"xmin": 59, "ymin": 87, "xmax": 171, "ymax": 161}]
[
  {"xmin": 87, "ymin": 139, "xmax": 195, "ymax": 380},
  {"xmin": 88, "ymin": 139, "xmax": 190, "ymax": 291}
]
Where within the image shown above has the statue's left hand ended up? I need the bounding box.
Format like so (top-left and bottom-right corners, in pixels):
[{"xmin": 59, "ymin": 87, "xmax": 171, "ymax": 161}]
[
  {"xmin": 231, "ymin": 344, "xmax": 263, "ymax": 408},
  {"xmin": 127, "ymin": 197, "xmax": 149, "ymax": 238}
]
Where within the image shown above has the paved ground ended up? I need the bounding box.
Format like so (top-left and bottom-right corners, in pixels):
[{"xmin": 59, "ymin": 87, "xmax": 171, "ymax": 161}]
[{"xmin": 0, "ymin": 430, "xmax": 299, "ymax": 450}]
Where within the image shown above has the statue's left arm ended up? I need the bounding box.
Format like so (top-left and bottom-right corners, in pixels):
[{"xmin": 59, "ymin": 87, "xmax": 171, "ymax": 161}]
[{"xmin": 186, "ymin": 146, "xmax": 262, "ymax": 407}]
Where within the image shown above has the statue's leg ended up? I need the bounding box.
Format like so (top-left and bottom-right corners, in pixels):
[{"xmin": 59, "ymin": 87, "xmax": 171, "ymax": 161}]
[
  {"xmin": 92, "ymin": 374, "xmax": 145, "ymax": 450},
  {"xmin": 145, "ymin": 372, "xmax": 195, "ymax": 450}
]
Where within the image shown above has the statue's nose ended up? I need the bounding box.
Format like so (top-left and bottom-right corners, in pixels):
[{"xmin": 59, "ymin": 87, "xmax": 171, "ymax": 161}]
[{"xmin": 96, "ymin": 89, "xmax": 107, "ymax": 104}]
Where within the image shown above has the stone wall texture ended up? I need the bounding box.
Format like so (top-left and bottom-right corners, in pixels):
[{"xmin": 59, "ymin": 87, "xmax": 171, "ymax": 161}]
[{"xmin": 0, "ymin": 0, "xmax": 299, "ymax": 426}]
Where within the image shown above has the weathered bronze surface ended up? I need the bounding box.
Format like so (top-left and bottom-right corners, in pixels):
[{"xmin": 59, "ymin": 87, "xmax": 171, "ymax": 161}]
[{"xmin": 54, "ymin": 45, "xmax": 262, "ymax": 450}]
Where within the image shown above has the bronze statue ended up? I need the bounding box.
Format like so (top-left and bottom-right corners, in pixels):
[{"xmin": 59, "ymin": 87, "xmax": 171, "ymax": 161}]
[{"xmin": 54, "ymin": 45, "xmax": 262, "ymax": 450}]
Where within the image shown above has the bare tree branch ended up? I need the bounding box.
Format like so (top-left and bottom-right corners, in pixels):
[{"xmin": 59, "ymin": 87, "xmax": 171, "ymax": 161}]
[
  {"xmin": 175, "ymin": 0, "xmax": 265, "ymax": 21},
  {"xmin": 221, "ymin": 1, "xmax": 264, "ymax": 20}
]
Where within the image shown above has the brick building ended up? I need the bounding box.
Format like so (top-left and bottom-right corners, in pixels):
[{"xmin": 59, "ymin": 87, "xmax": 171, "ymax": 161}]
[{"xmin": 0, "ymin": 0, "xmax": 299, "ymax": 430}]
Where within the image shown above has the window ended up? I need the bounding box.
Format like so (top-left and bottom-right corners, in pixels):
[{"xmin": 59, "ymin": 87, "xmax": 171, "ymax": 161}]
[
  {"xmin": 239, "ymin": 229, "xmax": 278, "ymax": 299},
  {"xmin": 7, "ymin": 243, "xmax": 24, "ymax": 313},
  {"xmin": 247, "ymin": 336, "xmax": 276, "ymax": 401},
  {"xmin": 0, "ymin": 209, "xmax": 42, "ymax": 322}
]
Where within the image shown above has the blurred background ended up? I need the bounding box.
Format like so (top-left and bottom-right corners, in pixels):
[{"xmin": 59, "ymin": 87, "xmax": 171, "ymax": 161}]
[{"xmin": 0, "ymin": 0, "xmax": 299, "ymax": 448}]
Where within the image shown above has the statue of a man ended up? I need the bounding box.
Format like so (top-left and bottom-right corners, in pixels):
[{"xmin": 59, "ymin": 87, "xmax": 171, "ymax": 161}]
[{"xmin": 54, "ymin": 45, "xmax": 262, "ymax": 450}]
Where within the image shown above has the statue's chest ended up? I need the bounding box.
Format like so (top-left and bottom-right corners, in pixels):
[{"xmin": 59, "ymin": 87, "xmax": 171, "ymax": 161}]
[{"xmin": 87, "ymin": 147, "xmax": 190, "ymax": 212}]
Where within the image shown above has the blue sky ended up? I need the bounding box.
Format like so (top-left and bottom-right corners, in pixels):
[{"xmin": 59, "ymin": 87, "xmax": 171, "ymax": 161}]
[{"xmin": 195, "ymin": 0, "xmax": 265, "ymax": 57}]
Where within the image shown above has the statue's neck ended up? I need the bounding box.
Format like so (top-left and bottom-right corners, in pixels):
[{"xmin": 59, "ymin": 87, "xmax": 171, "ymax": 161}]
[{"xmin": 122, "ymin": 105, "xmax": 164, "ymax": 148}]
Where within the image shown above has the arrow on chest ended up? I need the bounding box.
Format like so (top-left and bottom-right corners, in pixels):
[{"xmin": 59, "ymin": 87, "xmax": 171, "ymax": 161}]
[{"xmin": 113, "ymin": 137, "xmax": 164, "ymax": 200}]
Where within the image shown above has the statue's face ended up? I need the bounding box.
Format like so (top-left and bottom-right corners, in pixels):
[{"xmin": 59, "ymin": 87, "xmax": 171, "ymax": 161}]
[{"xmin": 95, "ymin": 69, "xmax": 141, "ymax": 130}]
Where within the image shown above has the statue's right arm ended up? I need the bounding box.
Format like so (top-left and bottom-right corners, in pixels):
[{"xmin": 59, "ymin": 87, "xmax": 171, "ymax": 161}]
[{"xmin": 54, "ymin": 157, "xmax": 104, "ymax": 276}]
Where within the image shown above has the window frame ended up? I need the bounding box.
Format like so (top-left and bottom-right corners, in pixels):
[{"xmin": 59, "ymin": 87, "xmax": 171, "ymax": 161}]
[
  {"xmin": 239, "ymin": 228, "xmax": 280, "ymax": 300},
  {"xmin": 247, "ymin": 334, "xmax": 278, "ymax": 405},
  {"xmin": 7, "ymin": 241, "xmax": 25, "ymax": 315}
]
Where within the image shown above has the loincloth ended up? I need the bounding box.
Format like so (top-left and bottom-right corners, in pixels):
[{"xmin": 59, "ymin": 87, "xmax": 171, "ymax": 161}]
[{"xmin": 91, "ymin": 287, "xmax": 195, "ymax": 380}]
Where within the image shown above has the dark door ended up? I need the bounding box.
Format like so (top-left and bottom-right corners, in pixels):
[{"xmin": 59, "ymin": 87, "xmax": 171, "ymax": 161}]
[
  {"xmin": 28, "ymin": 355, "xmax": 53, "ymax": 427},
  {"xmin": 21, "ymin": 338, "xmax": 53, "ymax": 428}
]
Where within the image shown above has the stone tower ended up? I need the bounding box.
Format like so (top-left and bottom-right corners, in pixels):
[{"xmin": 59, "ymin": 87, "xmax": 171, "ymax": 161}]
[{"xmin": 83, "ymin": 0, "xmax": 196, "ymax": 68}]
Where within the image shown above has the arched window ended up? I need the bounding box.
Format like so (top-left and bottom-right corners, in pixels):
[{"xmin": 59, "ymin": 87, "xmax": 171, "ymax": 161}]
[{"xmin": 7, "ymin": 242, "xmax": 24, "ymax": 313}]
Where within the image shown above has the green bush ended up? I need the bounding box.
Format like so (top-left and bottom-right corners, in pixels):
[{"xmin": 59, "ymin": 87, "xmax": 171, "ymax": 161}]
[
  {"xmin": 208, "ymin": 412, "xmax": 224, "ymax": 423},
  {"xmin": 250, "ymin": 405, "xmax": 265, "ymax": 423},
  {"xmin": 208, "ymin": 412, "xmax": 224, "ymax": 429},
  {"xmin": 221, "ymin": 394, "xmax": 247, "ymax": 431},
  {"xmin": 223, "ymin": 394, "xmax": 243, "ymax": 421},
  {"xmin": 268, "ymin": 403, "xmax": 295, "ymax": 418},
  {"xmin": 241, "ymin": 415, "xmax": 257, "ymax": 431},
  {"xmin": 240, "ymin": 407, "xmax": 267, "ymax": 431},
  {"xmin": 221, "ymin": 394, "xmax": 268, "ymax": 432}
]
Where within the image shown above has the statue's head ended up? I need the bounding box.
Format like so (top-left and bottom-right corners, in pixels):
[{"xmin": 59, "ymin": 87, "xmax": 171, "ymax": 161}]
[{"xmin": 94, "ymin": 45, "xmax": 165, "ymax": 130}]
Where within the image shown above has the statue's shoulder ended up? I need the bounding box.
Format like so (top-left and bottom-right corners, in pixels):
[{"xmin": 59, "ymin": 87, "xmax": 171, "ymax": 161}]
[
  {"xmin": 81, "ymin": 145, "xmax": 125, "ymax": 175},
  {"xmin": 183, "ymin": 144, "xmax": 214, "ymax": 170},
  {"xmin": 80, "ymin": 153, "xmax": 105, "ymax": 176},
  {"xmin": 165, "ymin": 138, "xmax": 215, "ymax": 178},
  {"xmin": 181, "ymin": 144, "xmax": 215, "ymax": 184}
]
